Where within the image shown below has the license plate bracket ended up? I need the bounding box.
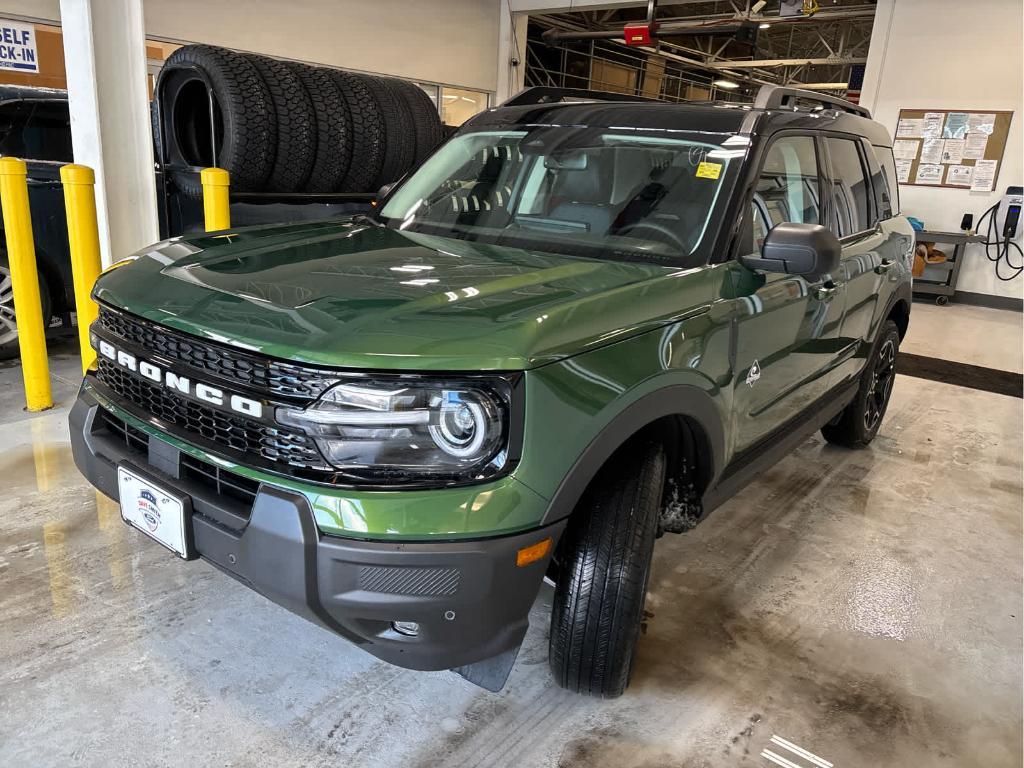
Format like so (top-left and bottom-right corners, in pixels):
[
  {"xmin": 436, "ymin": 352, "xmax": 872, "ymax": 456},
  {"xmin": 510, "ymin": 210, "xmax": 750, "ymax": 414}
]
[{"xmin": 118, "ymin": 464, "xmax": 193, "ymax": 559}]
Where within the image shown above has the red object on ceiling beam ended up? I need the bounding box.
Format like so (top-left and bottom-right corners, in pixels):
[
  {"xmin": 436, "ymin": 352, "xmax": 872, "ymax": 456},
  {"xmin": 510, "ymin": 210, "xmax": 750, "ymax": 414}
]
[{"xmin": 623, "ymin": 23, "xmax": 655, "ymax": 46}]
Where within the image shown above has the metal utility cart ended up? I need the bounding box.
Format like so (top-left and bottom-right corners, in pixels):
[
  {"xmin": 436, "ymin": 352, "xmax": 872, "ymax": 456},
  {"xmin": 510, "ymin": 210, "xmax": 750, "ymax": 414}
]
[{"xmin": 912, "ymin": 229, "xmax": 984, "ymax": 305}]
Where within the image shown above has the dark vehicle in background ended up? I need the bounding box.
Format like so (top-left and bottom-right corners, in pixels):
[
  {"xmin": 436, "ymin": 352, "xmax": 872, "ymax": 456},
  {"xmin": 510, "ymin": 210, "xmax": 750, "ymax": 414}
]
[{"xmin": 0, "ymin": 85, "xmax": 74, "ymax": 360}]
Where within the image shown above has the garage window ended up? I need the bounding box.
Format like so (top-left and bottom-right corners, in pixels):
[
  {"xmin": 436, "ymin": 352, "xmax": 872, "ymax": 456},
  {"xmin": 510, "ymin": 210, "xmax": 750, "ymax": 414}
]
[
  {"xmin": 416, "ymin": 83, "xmax": 440, "ymax": 114},
  {"xmin": 440, "ymin": 87, "xmax": 488, "ymax": 126}
]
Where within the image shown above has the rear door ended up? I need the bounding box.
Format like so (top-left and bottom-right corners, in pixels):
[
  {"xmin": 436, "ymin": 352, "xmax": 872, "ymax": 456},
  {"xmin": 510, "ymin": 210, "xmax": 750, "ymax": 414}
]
[
  {"xmin": 821, "ymin": 134, "xmax": 888, "ymax": 387},
  {"xmin": 728, "ymin": 132, "xmax": 847, "ymax": 456}
]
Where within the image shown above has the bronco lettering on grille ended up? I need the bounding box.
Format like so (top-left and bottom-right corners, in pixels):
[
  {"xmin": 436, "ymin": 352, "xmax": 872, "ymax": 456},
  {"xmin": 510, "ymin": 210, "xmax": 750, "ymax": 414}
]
[{"xmin": 97, "ymin": 339, "xmax": 264, "ymax": 418}]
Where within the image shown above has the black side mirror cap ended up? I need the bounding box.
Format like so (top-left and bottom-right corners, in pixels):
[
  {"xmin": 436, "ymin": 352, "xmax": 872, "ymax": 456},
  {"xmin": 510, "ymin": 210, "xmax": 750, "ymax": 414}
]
[{"xmin": 740, "ymin": 222, "xmax": 841, "ymax": 281}]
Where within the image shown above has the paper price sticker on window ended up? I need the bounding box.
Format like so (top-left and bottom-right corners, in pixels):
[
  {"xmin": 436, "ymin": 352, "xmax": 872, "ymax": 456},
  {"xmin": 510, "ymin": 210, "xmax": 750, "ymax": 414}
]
[{"xmin": 695, "ymin": 161, "xmax": 722, "ymax": 180}]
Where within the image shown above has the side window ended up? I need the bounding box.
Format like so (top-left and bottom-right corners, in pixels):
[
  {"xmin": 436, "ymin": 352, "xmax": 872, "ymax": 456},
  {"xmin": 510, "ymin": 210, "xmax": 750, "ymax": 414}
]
[
  {"xmin": 756, "ymin": 135, "xmax": 821, "ymax": 229},
  {"xmin": 0, "ymin": 101, "xmax": 72, "ymax": 163},
  {"xmin": 872, "ymin": 144, "xmax": 900, "ymax": 217},
  {"xmin": 826, "ymin": 137, "xmax": 872, "ymax": 236}
]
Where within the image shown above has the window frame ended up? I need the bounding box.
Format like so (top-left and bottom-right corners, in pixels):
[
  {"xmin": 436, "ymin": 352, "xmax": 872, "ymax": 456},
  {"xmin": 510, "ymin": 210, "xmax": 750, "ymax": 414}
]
[{"xmin": 820, "ymin": 131, "xmax": 880, "ymax": 241}]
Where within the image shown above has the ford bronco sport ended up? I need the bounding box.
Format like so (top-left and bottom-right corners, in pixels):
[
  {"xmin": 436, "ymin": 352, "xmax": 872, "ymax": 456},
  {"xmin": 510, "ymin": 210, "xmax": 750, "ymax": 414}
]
[{"xmin": 70, "ymin": 85, "xmax": 913, "ymax": 697}]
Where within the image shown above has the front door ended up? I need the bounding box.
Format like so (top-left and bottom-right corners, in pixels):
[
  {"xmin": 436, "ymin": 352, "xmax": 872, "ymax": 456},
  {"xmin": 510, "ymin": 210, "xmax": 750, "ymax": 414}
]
[{"xmin": 728, "ymin": 133, "xmax": 847, "ymax": 456}]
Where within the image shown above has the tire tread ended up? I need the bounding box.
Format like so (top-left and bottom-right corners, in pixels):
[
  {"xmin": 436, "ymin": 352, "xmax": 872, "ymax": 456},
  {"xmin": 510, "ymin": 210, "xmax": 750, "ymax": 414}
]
[
  {"xmin": 549, "ymin": 443, "xmax": 665, "ymax": 697},
  {"xmin": 163, "ymin": 44, "xmax": 276, "ymax": 195}
]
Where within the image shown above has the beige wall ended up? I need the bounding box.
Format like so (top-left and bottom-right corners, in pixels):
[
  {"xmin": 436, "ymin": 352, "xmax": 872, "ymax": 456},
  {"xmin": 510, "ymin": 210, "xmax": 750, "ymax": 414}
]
[
  {"xmin": 0, "ymin": 0, "xmax": 500, "ymax": 92},
  {"xmin": 861, "ymin": 0, "xmax": 1023, "ymax": 299}
]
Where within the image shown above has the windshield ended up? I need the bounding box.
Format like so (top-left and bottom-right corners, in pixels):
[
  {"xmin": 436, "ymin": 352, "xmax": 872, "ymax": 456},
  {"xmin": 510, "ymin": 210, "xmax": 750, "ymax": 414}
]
[{"xmin": 378, "ymin": 125, "xmax": 745, "ymax": 266}]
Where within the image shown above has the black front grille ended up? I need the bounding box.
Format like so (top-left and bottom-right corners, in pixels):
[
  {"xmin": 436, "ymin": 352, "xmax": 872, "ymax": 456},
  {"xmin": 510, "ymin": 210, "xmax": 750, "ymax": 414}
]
[
  {"xmin": 95, "ymin": 408, "xmax": 260, "ymax": 527},
  {"xmin": 98, "ymin": 408, "xmax": 150, "ymax": 455},
  {"xmin": 180, "ymin": 454, "xmax": 260, "ymax": 510},
  {"xmin": 97, "ymin": 306, "xmax": 339, "ymax": 399},
  {"xmin": 95, "ymin": 359, "xmax": 326, "ymax": 470}
]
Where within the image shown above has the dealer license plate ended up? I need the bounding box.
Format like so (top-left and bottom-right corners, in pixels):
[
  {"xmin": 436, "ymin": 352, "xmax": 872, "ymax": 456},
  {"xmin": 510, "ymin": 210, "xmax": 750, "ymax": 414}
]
[{"xmin": 118, "ymin": 466, "xmax": 189, "ymax": 558}]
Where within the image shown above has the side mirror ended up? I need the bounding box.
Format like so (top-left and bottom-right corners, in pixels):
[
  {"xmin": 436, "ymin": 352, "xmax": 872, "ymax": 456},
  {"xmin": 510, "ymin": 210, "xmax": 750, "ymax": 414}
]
[
  {"xmin": 740, "ymin": 222, "xmax": 841, "ymax": 281},
  {"xmin": 376, "ymin": 182, "xmax": 397, "ymax": 201}
]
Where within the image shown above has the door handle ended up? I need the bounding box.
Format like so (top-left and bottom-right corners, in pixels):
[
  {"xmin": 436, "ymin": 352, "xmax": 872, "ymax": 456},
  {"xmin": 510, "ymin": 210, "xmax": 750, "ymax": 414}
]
[
  {"xmin": 874, "ymin": 259, "xmax": 895, "ymax": 275},
  {"xmin": 814, "ymin": 284, "xmax": 837, "ymax": 302}
]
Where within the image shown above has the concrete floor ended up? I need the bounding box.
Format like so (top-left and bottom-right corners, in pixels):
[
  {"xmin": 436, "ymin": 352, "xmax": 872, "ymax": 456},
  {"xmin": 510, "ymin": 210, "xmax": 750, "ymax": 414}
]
[
  {"xmin": 1, "ymin": 305, "xmax": 1022, "ymax": 767},
  {"xmin": 901, "ymin": 301, "xmax": 1023, "ymax": 373}
]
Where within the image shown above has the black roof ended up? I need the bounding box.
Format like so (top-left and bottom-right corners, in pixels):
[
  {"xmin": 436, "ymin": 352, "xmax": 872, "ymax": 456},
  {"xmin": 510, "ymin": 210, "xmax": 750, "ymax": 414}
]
[
  {"xmin": 0, "ymin": 84, "xmax": 67, "ymax": 103},
  {"xmin": 469, "ymin": 100, "xmax": 750, "ymax": 137},
  {"xmin": 472, "ymin": 86, "xmax": 893, "ymax": 147}
]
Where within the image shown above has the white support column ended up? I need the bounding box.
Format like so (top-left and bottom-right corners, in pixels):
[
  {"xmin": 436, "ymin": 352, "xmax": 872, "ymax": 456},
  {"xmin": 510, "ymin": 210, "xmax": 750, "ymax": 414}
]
[
  {"xmin": 496, "ymin": 6, "xmax": 528, "ymax": 104},
  {"xmin": 59, "ymin": 0, "xmax": 158, "ymax": 267}
]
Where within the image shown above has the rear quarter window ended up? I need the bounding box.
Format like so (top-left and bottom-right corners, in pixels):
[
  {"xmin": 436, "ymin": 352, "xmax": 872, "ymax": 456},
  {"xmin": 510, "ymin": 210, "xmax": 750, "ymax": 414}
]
[
  {"xmin": 872, "ymin": 145, "xmax": 900, "ymax": 217},
  {"xmin": 826, "ymin": 137, "xmax": 873, "ymax": 236}
]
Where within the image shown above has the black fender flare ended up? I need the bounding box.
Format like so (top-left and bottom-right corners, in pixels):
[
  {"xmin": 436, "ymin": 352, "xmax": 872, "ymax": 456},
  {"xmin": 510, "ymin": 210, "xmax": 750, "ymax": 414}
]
[
  {"xmin": 539, "ymin": 384, "xmax": 726, "ymax": 526},
  {"xmin": 881, "ymin": 279, "xmax": 912, "ymax": 338}
]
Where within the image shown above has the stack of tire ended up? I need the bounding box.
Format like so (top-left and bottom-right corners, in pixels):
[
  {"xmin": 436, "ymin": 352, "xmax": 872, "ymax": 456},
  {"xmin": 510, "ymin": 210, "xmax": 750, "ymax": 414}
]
[{"xmin": 157, "ymin": 44, "xmax": 445, "ymax": 197}]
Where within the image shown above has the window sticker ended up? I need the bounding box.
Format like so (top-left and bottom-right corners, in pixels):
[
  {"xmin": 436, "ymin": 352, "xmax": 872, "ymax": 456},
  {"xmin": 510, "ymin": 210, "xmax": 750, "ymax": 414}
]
[{"xmin": 696, "ymin": 161, "xmax": 722, "ymax": 179}]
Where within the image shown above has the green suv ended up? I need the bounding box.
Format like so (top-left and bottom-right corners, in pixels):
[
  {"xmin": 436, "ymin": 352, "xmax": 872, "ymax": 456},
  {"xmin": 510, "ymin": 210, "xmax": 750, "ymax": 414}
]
[{"xmin": 70, "ymin": 85, "xmax": 912, "ymax": 697}]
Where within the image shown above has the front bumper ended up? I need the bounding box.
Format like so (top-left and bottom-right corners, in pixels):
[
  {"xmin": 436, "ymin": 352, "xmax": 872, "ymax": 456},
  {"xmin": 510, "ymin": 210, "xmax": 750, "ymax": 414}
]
[{"xmin": 70, "ymin": 388, "xmax": 564, "ymax": 672}]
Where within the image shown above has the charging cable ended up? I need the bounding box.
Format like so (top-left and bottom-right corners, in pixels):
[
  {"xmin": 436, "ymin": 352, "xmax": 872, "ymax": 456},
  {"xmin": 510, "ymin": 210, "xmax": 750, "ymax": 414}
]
[{"xmin": 975, "ymin": 203, "xmax": 1023, "ymax": 281}]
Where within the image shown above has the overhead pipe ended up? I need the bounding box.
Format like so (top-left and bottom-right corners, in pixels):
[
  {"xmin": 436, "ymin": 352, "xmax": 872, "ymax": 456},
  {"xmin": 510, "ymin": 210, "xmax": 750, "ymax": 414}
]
[{"xmin": 541, "ymin": 20, "xmax": 757, "ymax": 45}]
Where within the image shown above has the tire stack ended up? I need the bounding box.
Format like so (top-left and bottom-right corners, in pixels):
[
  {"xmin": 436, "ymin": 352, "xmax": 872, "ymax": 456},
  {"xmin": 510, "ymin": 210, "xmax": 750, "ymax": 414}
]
[{"xmin": 157, "ymin": 45, "xmax": 445, "ymax": 196}]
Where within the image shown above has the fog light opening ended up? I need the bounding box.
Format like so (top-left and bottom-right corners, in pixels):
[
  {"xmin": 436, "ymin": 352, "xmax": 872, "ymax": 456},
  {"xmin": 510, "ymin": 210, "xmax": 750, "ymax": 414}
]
[{"xmin": 392, "ymin": 620, "xmax": 420, "ymax": 637}]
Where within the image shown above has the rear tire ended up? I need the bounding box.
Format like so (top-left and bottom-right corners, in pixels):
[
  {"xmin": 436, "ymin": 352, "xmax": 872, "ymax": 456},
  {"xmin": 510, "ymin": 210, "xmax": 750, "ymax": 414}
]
[
  {"xmin": 549, "ymin": 442, "xmax": 666, "ymax": 698},
  {"xmin": 821, "ymin": 319, "xmax": 900, "ymax": 447}
]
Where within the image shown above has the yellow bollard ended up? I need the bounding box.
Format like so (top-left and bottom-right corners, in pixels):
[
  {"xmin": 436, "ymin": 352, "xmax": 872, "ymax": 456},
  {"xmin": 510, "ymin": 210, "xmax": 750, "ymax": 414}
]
[
  {"xmin": 200, "ymin": 167, "xmax": 230, "ymax": 232},
  {"xmin": 0, "ymin": 157, "xmax": 52, "ymax": 411},
  {"xmin": 60, "ymin": 164, "xmax": 103, "ymax": 374}
]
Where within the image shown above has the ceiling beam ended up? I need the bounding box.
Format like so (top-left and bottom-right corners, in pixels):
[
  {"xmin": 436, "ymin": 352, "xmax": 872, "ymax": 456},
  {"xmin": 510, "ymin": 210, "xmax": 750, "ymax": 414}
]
[
  {"xmin": 792, "ymin": 81, "xmax": 851, "ymax": 89},
  {"xmin": 704, "ymin": 56, "xmax": 867, "ymax": 69}
]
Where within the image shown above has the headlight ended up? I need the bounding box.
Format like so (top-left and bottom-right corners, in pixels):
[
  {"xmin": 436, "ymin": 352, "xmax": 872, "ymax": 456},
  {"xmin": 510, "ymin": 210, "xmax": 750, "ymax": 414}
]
[{"xmin": 277, "ymin": 376, "xmax": 514, "ymax": 485}]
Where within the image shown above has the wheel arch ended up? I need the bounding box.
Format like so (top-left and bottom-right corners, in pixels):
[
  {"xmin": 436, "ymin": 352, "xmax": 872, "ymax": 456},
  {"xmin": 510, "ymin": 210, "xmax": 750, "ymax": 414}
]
[
  {"xmin": 882, "ymin": 280, "xmax": 912, "ymax": 341},
  {"xmin": 539, "ymin": 385, "xmax": 726, "ymax": 526}
]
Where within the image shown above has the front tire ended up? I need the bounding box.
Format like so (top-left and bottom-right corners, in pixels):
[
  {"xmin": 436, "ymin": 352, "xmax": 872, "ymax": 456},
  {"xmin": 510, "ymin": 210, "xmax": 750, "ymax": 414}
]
[
  {"xmin": 822, "ymin": 319, "xmax": 900, "ymax": 447},
  {"xmin": 549, "ymin": 442, "xmax": 666, "ymax": 698}
]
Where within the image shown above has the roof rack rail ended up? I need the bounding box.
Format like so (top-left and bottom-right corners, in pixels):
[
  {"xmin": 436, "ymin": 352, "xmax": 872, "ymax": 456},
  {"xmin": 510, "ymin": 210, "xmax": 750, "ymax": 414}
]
[
  {"xmin": 753, "ymin": 85, "xmax": 871, "ymax": 119},
  {"xmin": 501, "ymin": 86, "xmax": 661, "ymax": 107}
]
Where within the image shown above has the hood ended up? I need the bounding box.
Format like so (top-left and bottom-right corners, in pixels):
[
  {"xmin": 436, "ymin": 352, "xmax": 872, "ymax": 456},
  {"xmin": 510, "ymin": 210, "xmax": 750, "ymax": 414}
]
[{"xmin": 94, "ymin": 219, "xmax": 711, "ymax": 371}]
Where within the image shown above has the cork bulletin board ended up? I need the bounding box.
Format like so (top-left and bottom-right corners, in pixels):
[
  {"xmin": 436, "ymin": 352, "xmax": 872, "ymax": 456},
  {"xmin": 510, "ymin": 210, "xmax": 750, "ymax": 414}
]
[{"xmin": 891, "ymin": 109, "xmax": 1013, "ymax": 191}]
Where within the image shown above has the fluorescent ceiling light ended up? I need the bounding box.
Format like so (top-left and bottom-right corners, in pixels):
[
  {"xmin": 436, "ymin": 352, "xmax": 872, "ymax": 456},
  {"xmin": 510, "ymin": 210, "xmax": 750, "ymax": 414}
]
[
  {"xmin": 713, "ymin": 79, "xmax": 740, "ymax": 89},
  {"xmin": 759, "ymin": 22, "xmax": 771, "ymax": 29}
]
